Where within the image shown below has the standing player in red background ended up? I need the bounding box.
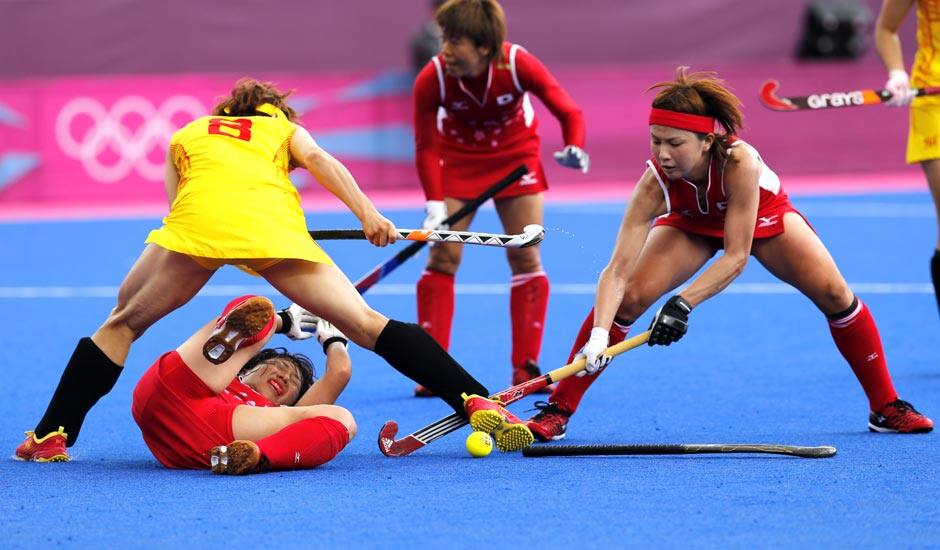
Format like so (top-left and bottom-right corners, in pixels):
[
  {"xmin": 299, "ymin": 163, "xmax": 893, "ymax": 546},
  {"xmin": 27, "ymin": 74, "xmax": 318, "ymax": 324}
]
[
  {"xmin": 525, "ymin": 67, "xmax": 933, "ymax": 441},
  {"xmin": 412, "ymin": 0, "xmax": 589, "ymax": 395}
]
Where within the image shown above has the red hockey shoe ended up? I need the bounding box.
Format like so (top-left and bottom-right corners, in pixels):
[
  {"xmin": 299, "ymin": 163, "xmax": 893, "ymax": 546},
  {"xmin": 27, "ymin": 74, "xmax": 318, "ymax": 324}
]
[
  {"xmin": 15, "ymin": 426, "xmax": 69, "ymax": 462},
  {"xmin": 526, "ymin": 401, "xmax": 572, "ymax": 442},
  {"xmin": 869, "ymin": 399, "xmax": 933, "ymax": 433},
  {"xmin": 203, "ymin": 296, "xmax": 275, "ymax": 365},
  {"xmin": 462, "ymin": 393, "xmax": 534, "ymax": 451},
  {"xmin": 210, "ymin": 440, "xmax": 269, "ymax": 475}
]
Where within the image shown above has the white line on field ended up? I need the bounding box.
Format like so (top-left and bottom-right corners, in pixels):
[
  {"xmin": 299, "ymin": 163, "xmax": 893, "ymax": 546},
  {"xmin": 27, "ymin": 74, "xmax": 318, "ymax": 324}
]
[{"xmin": 0, "ymin": 282, "xmax": 932, "ymax": 299}]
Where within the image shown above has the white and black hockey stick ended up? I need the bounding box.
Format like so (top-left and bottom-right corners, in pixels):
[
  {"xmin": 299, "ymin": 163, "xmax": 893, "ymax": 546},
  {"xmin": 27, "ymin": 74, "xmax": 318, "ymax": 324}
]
[{"xmin": 310, "ymin": 224, "xmax": 545, "ymax": 249}]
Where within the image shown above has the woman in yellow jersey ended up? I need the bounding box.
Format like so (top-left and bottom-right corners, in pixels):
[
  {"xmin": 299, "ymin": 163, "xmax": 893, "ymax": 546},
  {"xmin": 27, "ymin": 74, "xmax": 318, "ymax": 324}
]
[
  {"xmin": 16, "ymin": 79, "xmax": 504, "ymax": 463},
  {"xmin": 876, "ymin": 0, "xmax": 940, "ymax": 316}
]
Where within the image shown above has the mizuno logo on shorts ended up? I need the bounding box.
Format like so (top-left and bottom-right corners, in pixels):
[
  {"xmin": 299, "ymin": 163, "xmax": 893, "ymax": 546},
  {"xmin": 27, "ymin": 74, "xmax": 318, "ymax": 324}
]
[
  {"xmin": 757, "ymin": 215, "xmax": 779, "ymax": 228},
  {"xmin": 519, "ymin": 171, "xmax": 538, "ymax": 186}
]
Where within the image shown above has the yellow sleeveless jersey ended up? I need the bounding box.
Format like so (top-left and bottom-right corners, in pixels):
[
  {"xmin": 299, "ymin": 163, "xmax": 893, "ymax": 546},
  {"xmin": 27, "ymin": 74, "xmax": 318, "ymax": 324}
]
[
  {"xmin": 146, "ymin": 109, "xmax": 332, "ymax": 267},
  {"xmin": 913, "ymin": 0, "xmax": 940, "ymax": 86},
  {"xmin": 908, "ymin": 0, "xmax": 940, "ymax": 162}
]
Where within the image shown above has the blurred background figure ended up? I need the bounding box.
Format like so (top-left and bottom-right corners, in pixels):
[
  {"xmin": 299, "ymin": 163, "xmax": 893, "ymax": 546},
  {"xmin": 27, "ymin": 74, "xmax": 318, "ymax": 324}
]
[{"xmin": 410, "ymin": 0, "xmax": 448, "ymax": 75}]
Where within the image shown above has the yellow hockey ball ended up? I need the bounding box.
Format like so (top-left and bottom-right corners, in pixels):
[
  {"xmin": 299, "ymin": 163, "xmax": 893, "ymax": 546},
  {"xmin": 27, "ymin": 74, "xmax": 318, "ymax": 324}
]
[{"xmin": 465, "ymin": 431, "xmax": 493, "ymax": 458}]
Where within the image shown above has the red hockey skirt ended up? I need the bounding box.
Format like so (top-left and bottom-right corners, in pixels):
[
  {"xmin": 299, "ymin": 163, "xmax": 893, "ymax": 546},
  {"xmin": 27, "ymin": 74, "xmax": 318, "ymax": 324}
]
[
  {"xmin": 652, "ymin": 200, "xmax": 812, "ymax": 250},
  {"xmin": 440, "ymin": 141, "xmax": 547, "ymax": 200}
]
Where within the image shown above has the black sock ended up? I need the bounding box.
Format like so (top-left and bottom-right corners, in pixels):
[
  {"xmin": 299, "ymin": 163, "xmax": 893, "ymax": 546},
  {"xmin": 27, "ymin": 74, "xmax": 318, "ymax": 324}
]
[
  {"xmin": 34, "ymin": 337, "xmax": 123, "ymax": 446},
  {"xmin": 932, "ymin": 250, "xmax": 940, "ymax": 316},
  {"xmin": 374, "ymin": 320, "xmax": 487, "ymax": 415}
]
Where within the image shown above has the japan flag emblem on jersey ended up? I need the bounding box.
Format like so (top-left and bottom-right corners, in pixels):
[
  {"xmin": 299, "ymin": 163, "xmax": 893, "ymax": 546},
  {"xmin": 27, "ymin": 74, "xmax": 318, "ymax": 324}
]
[{"xmin": 496, "ymin": 93, "xmax": 514, "ymax": 105}]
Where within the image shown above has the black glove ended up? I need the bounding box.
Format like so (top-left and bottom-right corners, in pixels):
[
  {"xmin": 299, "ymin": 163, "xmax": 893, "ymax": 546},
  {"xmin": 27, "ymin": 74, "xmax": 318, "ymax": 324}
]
[{"xmin": 648, "ymin": 295, "xmax": 692, "ymax": 346}]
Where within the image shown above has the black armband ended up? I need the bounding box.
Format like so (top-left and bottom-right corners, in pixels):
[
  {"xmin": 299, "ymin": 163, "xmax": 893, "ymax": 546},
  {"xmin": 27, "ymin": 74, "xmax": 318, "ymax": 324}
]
[
  {"xmin": 275, "ymin": 310, "xmax": 292, "ymax": 334},
  {"xmin": 322, "ymin": 336, "xmax": 348, "ymax": 353}
]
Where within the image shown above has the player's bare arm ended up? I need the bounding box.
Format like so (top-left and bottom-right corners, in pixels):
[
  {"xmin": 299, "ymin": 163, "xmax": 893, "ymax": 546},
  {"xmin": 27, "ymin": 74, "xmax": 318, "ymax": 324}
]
[
  {"xmin": 592, "ymin": 168, "xmax": 667, "ymax": 331},
  {"xmin": 679, "ymin": 147, "xmax": 760, "ymax": 308},
  {"xmin": 876, "ymin": 0, "xmax": 917, "ymax": 106},
  {"xmin": 875, "ymin": 0, "xmax": 915, "ymax": 71},
  {"xmin": 289, "ymin": 124, "xmax": 398, "ymax": 246},
  {"xmin": 295, "ymin": 344, "xmax": 351, "ymax": 407}
]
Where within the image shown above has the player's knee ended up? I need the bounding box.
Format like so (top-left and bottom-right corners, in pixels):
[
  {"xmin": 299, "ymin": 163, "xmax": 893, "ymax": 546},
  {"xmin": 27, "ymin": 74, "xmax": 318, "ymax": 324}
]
[
  {"xmin": 619, "ymin": 285, "xmax": 653, "ymax": 319},
  {"xmin": 820, "ymin": 282, "xmax": 854, "ymax": 314},
  {"xmin": 332, "ymin": 307, "xmax": 387, "ymax": 350},
  {"xmin": 324, "ymin": 405, "xmax": 357, "ymax": 440},
  {"xmin": 426, "ymin": 245, "xmax": 462, "ymax": 275},
  {"xmin": 340, "ymin": 410, "xmax": 357, "ymax": 440},
  {"xmin": 506, "ymin": 248, "xmax": 542, "ymax": 274}
]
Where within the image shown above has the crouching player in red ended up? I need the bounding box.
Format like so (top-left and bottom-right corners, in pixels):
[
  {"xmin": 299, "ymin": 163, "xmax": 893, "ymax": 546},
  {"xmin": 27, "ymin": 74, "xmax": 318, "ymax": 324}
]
[
  {"xmin": 412, "ymin": 0, "xmax": 589, "ymax": 395},
  {"xmin": 132, "ymin": 295, "xmax": 355, "ymax": 474},
  {"xmin": 526, "ymin": 68, "xmax": 933, "ymax": 441}
]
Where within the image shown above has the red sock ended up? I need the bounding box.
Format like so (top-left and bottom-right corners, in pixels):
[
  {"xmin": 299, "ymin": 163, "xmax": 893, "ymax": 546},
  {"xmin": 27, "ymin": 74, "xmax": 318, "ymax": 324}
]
[
  {"xmin": 255, "ymin": 417, "xmax": 350, "ymax": 470},
  {"xmin": 828, "ymin": 299, "xmax": 897, "ymax": 411},
  {"xmin": 416, "ymin": 270, "xmax": 455, "ymax": 350},
  {"xmin": 510, "ymin": 271, "xmax": 549, "ymax": 368},
  {"xmin": 551, "ymin": 308, "xmax": 631, "ymax": 414}
]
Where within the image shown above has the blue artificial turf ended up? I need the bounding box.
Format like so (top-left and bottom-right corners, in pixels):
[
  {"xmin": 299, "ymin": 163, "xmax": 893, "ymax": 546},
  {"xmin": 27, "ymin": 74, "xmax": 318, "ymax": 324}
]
[{"xmin": 1, "ymin": 193, "xmax": 938, "ymax": 547}]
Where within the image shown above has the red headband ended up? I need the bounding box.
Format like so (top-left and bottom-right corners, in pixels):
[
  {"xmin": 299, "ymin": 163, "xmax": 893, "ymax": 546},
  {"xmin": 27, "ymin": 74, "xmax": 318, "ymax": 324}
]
[{"xmin": 649, "ymin": 108, "xmax": 715, "ymax": 134}]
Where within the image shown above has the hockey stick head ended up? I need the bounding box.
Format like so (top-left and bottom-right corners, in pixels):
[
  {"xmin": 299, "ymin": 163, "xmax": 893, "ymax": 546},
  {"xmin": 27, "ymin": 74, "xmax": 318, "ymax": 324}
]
[
  {"xmin": 378, "ymin": 420, "xmax": 400, "ymax": 456},
  {"xmin": 758, "ymin": 80, "xmax": 797, "ymax": 111},
  {"xmin": 518, "ymin": 224, "xmax": 546, "ymax": 248}
]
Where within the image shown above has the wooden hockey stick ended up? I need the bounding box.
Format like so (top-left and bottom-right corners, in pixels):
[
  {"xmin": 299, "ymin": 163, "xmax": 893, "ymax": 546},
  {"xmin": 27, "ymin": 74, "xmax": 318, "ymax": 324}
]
[{"xmin": 378, "ymin": 331, "xmax": 651, "ymax": 457}]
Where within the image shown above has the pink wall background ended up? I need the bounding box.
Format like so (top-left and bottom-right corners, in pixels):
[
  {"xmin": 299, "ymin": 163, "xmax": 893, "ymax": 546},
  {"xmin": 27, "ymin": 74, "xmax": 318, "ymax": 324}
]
[{"xmin": 0, "ymin": 0, "xmax": 926, "ymax": 216}]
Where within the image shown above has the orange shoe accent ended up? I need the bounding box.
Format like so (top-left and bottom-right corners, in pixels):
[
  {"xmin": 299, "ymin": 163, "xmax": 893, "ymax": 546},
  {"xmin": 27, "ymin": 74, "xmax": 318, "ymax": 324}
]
[{"xmin": 14, "ymin": 426, "xmax": 70, "ymax": 462}]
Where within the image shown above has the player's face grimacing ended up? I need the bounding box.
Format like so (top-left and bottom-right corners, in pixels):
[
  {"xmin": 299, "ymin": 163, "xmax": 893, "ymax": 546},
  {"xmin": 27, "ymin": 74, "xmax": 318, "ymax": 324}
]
[
  {"xmin": 650, "ymin": 125, "xmax": 714, "ymax": 181},
  {"xmin": 440, "ymin": 35, "xmax": 491, "ymax": 78},
  {"xmin": 242, "ymin": 358, "xmax": 303, "ymax": 406}
]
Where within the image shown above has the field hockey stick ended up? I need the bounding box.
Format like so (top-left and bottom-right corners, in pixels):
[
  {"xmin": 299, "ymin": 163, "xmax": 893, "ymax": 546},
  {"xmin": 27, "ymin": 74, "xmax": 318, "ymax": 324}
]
[
  {"xmin": 352, "ymin": 165, "xmax": 528, "ymax": 294},
  {"xmin": 522, "ymin": 443, "xmax": 836, "ymax": 459},
  {"xmin": 310, "ymin": 224, "xmax": 545, "ymax": 249},
  {"xmin": 377, "ymin": 330, "xmax": 652, "ymax": 457},
  {"xmin": 759, "ymin": 79, "xmax": 940, "ymax": 111}
]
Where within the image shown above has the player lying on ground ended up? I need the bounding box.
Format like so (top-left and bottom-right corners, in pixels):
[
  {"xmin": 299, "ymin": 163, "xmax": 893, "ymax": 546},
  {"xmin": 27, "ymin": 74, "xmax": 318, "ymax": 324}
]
[
  {"xmin": 525, "ymin": 67, "xmax": 933, "ymax": 441},
  {"xmin": 133, "ymin": 296, "xmax": 355, "ymax": 474},
  {"xmin": 411, "ymin": 0, "xmax": 589, "ymax": 396},
  {"xmin": 15, "ymin": 77, "xmax": 532, "ymax": 463}
]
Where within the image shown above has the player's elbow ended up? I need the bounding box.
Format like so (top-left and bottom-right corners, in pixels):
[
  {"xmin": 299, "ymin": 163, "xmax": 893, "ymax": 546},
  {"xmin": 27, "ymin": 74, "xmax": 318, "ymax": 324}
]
[
  {"xmin": 331, "ymin": 360, "xmax": 353, "ymax": 386},
  {"xmin": 303, "ymin": 148, "xmax": 332, "ymax": 172},
  {"xmin": 601, "ymin": 260, "xmax": 630, "ymax": 284},
  {"xmin": 724, "ymin": 251, "xmax": 749, "ymax": 278}
]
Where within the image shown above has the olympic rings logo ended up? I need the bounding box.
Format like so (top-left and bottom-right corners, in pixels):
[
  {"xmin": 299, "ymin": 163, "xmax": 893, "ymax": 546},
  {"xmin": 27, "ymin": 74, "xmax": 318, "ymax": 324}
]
[{"xmin": 55, "ymin": 95, "xmax": 206, "ymax": 183}]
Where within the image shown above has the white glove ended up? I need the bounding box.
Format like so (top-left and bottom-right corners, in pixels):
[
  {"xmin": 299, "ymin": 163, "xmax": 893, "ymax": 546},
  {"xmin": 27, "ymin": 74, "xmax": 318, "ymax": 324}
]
[
  {"xmin": 422, "ymin": 200, "xmax": 449, "ymax": 230},
  {"xmin": 553, "ymin": 145, "xmax": 590, "ymax": 173},
  {"xmin": 575, "ymin": 327, "xmax": 611, "ymax": 376},
  {"xmin": 277, "ymin": 304, "xmax": 318, "ymax": 341},
  {"xmin": 885, "ymin": 70, "xmax": 915, "ymax": 107},
  {"xmin": 316, "ymin": 318, "xmax": 349, "ymax": 353}
]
